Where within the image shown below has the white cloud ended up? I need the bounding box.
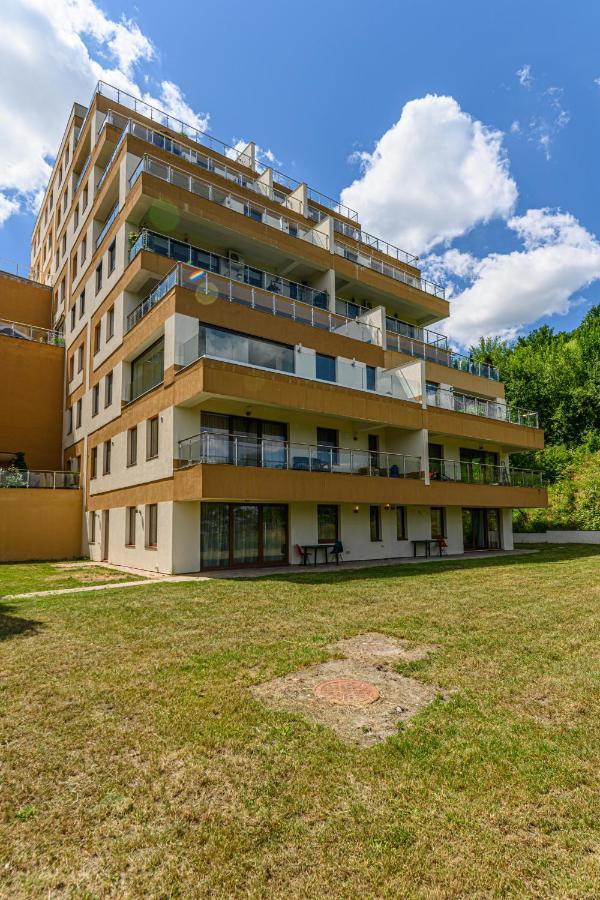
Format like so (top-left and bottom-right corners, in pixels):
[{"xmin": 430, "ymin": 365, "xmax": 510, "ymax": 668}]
[
  {"xmin": 0, "ymin": 194, "xmax": 20, "ymax": 226},
  {"xmin": 0, "ymin": 0, "xmax": 208, "ymax": 226},
  {"xmin": 430, "ymin": 209, "xmax": 600, "ymax": 346},
  {"xmin": 516, "ymin": 64, "xmax": 532, "ymax": 89},
  {"xmin": 340, "ymin": 95, "xmax": 517, "ymax": 256}
]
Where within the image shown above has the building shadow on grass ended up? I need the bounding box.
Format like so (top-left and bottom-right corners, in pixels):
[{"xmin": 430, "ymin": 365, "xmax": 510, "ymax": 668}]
[
  {"xmin": 0, "ymin": 602, "xmax": 44, "ymax": 641},
  {"xmin": 233, "ymin": 544, "xmax": 600, "ymax": 587}
]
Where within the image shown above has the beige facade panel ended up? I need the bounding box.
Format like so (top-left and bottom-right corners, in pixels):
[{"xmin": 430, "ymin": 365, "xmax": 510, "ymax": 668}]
[{"xmin": 0, "ymin": 490, "xmax": 82, "ymax": 562}]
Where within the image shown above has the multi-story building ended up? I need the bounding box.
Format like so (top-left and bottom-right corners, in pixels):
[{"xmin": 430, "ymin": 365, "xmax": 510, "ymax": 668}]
[{"xmin": 28, "ymin": 80, "xmax": 546, "ymax": 573}]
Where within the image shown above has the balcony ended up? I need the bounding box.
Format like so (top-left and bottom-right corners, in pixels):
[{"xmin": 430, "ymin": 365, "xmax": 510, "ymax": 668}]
[
  {"xmin": 333, "ymin": 219, "xmax": 418, "ymax": 267},
  {"xmin": 127, "ymin": 252, "xmax": 380, "ymax": 345},
  {"xmin": 178, "ymin": 432, "xmax": 422, "ymax": 479},
  {"xmin": 0, "ymin": 317, "xmax": 64, "ymax": 346},
  {"xmin": 429, "ymin": 458, "xmax": 543, "ymax": 488},
  {"xmin": 95, "ymin": 201, "xmax": 120, "ymax": 250},
  {"xmin": 0, "ymin": 468, "xmax": 79, "ymax": 489},
  {"xmin": 334, "ymin": 240, "xmax": 445, "ymax": 299},
  {"xmin": 427, "ymin": 386, "xmax": 538, "ymax": 428},
  {"xmin": 129, "ymin": 154, "xmax": 330, "ymax": 251}
]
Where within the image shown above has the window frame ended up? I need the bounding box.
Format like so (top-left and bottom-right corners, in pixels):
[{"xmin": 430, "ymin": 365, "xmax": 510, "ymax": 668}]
[
  {"xmin": 146, "ymin": 503, "xmax": 158, "ymax": 548},
  {"xmin": 127, "ymin": 426, "xmax": 138, "ymax": 467},
  {"xmin": 147, "ymin": 416, "xmax": 159, "ymax": 460},
  {"xmin": 315, "ymin": 352, "xmax": 337, "ymax": 383},
  {"xmin": 103, "ymin": 439, "xmax": 111, "ymax": 475},
  {"xmin": 317, "ymin": 504, "xmax": 339, "ymax": 544},
  {"xmin": 396, "ymin": 506, "xmax": 407, "ymax": 541},
  {"xmin": 369, "ymin": 505, "xmax": 382, "ymax": 542},
  {"xmin": 126, "ymin": 506, "xmax": 136, "ymax": 547}
]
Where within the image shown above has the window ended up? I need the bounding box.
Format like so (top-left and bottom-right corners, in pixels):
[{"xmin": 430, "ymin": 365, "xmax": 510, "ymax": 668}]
[
  {"xmin": 316, "ymin": 352, "xmax": 336, "ymax": 382},
  {"xmin": 94, "ymin": 322, "xmax": 101, "ymax": 354},
  {"xmin": 74, "ymin": 207, "xmax": 79, "ymax": 230},
  {"xmin": 127, "ymin": 426, "xmax": 138, "ymax": 467},
  {"xmin": 317, "ymin": 504, "xmax": 338, "ymax": 544},
  {"xmin": 146, "ymin": 503, "xmax": 158, "ymax": 548},
  {"xmin": 316, "ymin": 426, "xmax": 338, "ymax": 467},
  {"xmin": 108, "ymin": 240, "xmax": 116, "ymax": 274},
  {"xmin": 72, "ymin": 252, "xmax": 77, "ymax": 279},
  {"xmin": 90, "ymin": 446, "xmax": 97, "ymax": 479},
  {"xmin": 369, "ymin": 505, "xmax": 381, "ymax": 542},
  {"xmin": 80, "ymin": 235, "xmax": 87, "ymax": 264},
  {"xmin": 396, "ymin": 506, "xmax": 407, "ymax": 540},
  {"xmin": 77, "ymin": 345, "xmax": 83, "ymax": 373},
  {"xmin": 130, "ymin": 338, "xmax": 164, "ymax": 401},
  {"xmin": 82, "ymin": 185, "xmax": 88, "ymax": 208},
  {"xmin": 106, "ymin": 305, "xmax": 114, "ymax": 339},
  {"xmin": 92, "ymin": 383, "xmax": 99, "ymax": 417},
  {"xmin": 79, "ymin": 290, "xmax": 85, "ymax": 318},
  {"xmin": 70, "ymin": 305, "xmax": 76, "ymax": 330},
  {"xmin": 61, "ymin": 234, "xmax": 66, "ymax": 256},
  {"xmin": 68, "ymin": 354, "xmax": 74, "ymax": 382},
  {"xmin": 55, "ymin": 249, "xmax": 59, "ymax": 270},
  {"xmin": 126, "ymin": 507, "xmax": 136, "ymax": 547},
  {"xmin": 89, "ymin": 511, "xmax": 96, "ymax": 542},
  {"xmin": 76, "ymin": 398, "xmax": 82, "ymax": 429},
  {"xmin": 103, "ymin": 440, "xmax": 111, "ymax": 475},
  {"xmin": 430, "ymin": 507, "xmax": 446, "ymax": 539},
  {"xmin": 63, "ymin": 190, "xmax": 68, "ymax": 211},
  {"xmin": 66, "ymin": 407, "xmax": 73, "ymax": 434},
  {"xmin": 105, "ymin": 371, "xmax": 113, "ymax": 407},
  {"xmin": 147, "ymin": 416, "xmax": 159, "ymax": 459},
  {"xmin": 366, "ymin": 365, "xmax": 376, "ymax": 391},
  {"xmin": 95, "ymin": 262, "xmax": 102, "ymax": 294}
]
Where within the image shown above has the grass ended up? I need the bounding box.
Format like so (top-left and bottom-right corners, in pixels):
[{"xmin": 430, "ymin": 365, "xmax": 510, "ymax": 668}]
[
  {"xmin": 1, "ymin": 544, "xmax": 600, "ymax": 897},
  {"xmin": 0, "ymin": 561, "xmax": 147, "ymax": 596}
]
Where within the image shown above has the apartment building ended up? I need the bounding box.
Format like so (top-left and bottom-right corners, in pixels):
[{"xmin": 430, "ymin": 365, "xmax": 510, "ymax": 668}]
[{"xmin": 28, "ymin": 81, "xmax": 547, "ymax": 573}]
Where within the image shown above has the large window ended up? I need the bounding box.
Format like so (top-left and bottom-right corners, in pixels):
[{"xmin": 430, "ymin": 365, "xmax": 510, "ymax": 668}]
[
  {"xmin": 131, "ymin": 338, "xmax": 164, "ymax": 401},
  {"xmin": 127, "ymin": 426, "xmax": 138, "ymax": 467},
  {"xmin": 369, "ymin": 505, "xmax": 381, "ymax": 542},
  {"xmin": 147, "ymin": 416, "xmax": 159, "ymax": 459},
  {"xmin": 317, "ymin": 504, "xmax": 338, "ymax": 544},
  {"xmin": 316, "ymin": 427, "xmax": 338, "ymax": 468},
  {"xmin": 200, "ymin": 413, "xmax": 287, "ymax": 468},
  {"xmin": 316, "ymin": 353, "xmax": 336, "ymax": 382},
  {"xmin": 428, "ymin": 443, "xmax": 444, "ymax": 479},
  {"xmin": 200, "ymin": 503, "xmax": 288, "ymax": 568},
  {"xmin": 431, "ymin": 507, "xmax": 446, "ymax": 539}
]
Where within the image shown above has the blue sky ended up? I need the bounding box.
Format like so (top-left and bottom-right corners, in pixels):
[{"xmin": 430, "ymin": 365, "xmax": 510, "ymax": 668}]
[{"xmin": 2, "ymin": 0, "xmax": 600, "ymax": 346}]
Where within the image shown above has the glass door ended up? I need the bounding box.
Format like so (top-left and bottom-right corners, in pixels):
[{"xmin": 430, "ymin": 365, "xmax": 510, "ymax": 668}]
[
  {"xmin": 232, "ymin": 504, "xmax": 259, "ymax": 565},
  {"xmin": 262, "ymin": 505, "xmax": 288, "ymax": 562},
  {"xmin": 462, "ymin": 508, "xmax": 498, "ymax": 550}
]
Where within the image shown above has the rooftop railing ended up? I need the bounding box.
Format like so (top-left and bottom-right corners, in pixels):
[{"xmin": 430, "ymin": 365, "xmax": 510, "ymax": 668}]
[
  {"xmin": 178, "ymin": 431, "xmax": 422, "ymax": 479},
  {"xmin": 426, "ymin": 386, "xmax": 538, "ymax": 428},
  {"xmin": 334, "ymin": 241, "xmax": 445, "ymax": 299},
  {"xmin": 0, "ymin": 468, "xmax": 79, "ymax": 489},
  {"xmin": 0, "ymin": 317, "xmax": 64, "ymax": 346},
  {"xmin": 129, "ymin": 155, "xmax": 329, "ymax": 251},
  {"xmin": 429, "ymin": 458, "xmax": 543, "ymax": 488}
]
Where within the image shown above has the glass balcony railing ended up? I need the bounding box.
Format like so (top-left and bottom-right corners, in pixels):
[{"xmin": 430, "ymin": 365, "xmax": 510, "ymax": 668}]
[
  {"xmin": 334, "ymin": 240, "xmax": 445, "ymax": 299},
  {"xmin": 426, "ymin": 386, "xmax": 538, "ymax": 428},
  {"xmin": 74, "ymin": 154, "xmax": 91, "ymax": 190},
  {"xmin": 333, "ymin": 219, "xmax": 418, "ymax": 266},
  {"xmin": 428, "ymin": 458, "xmax": 543, "ymax": 488},
  {"xmin": 178, "ymin": 431, "xmax": 422, "ymax": 479},
  {"xmin": 0, "ymin": 317, "xmax": 64, "ymax": 346},
  {"xmin": 125, "ymin": 360, "xmax": 164, "ymax": 403},
  {"xmin": 0, "ymin": 468, "xmax": 79, "ymax": 489},
  {"xmin": 129, "ymin": 155, "xmax": 330, "ymax": 250},
  {"xmin": 386, "ymin": 330, "xmax": 500, "ymax": 381},
  {"xmin": 95, "ymin": 201, "xmax": 120, "ymax": 249}
]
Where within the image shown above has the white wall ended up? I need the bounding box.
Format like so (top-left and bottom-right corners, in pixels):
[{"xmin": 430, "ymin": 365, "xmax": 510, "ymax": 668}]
[
  {"xmin": 515, "ymin": 530, "xmax": 600, "ymax": 544},
  {"xmin": 88, "ymin": 501, "xmax": 174, "ymax": 573}
]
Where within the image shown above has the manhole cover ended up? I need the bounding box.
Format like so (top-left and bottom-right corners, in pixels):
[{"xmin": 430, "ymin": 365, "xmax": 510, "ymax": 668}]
[{"xmin": 314, "ymin": 679, "xmax": 381, "ymax": 708}]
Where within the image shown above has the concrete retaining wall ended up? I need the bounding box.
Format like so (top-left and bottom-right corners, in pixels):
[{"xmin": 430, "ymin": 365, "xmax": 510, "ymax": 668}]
[{"xmin": 515, "ymin": 531, "xmax": 600, "ymax": 544}]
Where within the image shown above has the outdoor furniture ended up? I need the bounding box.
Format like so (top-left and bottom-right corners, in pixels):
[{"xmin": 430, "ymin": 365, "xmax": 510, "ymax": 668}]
[
  {"xmin": 292, "ymin": 456, "xmax": 310, "ymax": 470},
  {"xmin": 411, "ymin": 539, "xmax": 444, "ymax": 558},
  {"xmin": 295, "ymin": 544, "xmax": 311, "ymax": 564},
  {"xmin": 330, "ymin": 540, "xmax": 344, "ymax": 564},
  {"xmin": 301, "ymin": 543, "xmax": 330, "ymax": 565}
]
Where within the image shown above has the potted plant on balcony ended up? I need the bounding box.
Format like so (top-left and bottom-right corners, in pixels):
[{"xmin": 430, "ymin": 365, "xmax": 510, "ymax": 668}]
[{"xmin": 1, "ymin": 465, "xmax": 26, "ymax": 488}]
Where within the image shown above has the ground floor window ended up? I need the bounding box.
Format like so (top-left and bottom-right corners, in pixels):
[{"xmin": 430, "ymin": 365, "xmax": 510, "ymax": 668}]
[
  {"xmin": 146, "ymin": 504, "xmax": 158, "ymax": 548},
  {"xmin": 396, "ymin": 506, "xmax": 407, "ymax": 540},
  {"xmin": 126, "ymin": 507, "xmax": 136, "ymax": 547},
  {"xmin": 317, "ymin": 504, "xmax": 339, "ymax": 544},
  {"xmin": 201, "ymin": 503, "xmax": 288, "ymax": 568},
  {"xmin": 431, "ymin": 507, "xmax": 446, "ymax": 539},
  {"xmin": 369, "ymin": 505, "xmax": 381, "ymax": 542},
  {"xmin": 89, "ymin": 512, "xmax": 96, "ymax": 543}
]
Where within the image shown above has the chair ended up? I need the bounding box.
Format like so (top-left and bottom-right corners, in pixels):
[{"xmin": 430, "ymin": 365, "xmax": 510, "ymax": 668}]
[
  {"xmin": 330, "ymin": 540, "xmax": 344, "ymax": 565},
  {"xmin": 292, "ymin": 456, "xmax": 310, "ymax": 470},
  {"xmin": 435, "ymin": 537, "xmax": 448, "ymax": 557},
  {"xmin": 295, "ymin": 544, "xmax": 311, "ymax": 565}
]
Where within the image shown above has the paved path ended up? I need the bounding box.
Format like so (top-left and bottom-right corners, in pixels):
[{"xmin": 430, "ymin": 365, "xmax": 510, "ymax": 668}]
[{"xmin": 1, "ymin": 575, "xmax": 204, "ymax": 600}]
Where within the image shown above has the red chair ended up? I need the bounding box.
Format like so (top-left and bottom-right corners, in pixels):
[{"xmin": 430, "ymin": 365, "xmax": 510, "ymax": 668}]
[
  {"xmin": 435, "ymin": 537, "xmax": 448, "ymax": 556},
  {"xmin": 296, "ymin": 544, "xmax": 311, "ymax": 565}
]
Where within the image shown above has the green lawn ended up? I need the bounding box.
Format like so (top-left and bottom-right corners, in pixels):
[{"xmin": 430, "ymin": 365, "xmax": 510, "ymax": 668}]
[
  {"xmin": 2, "ymin": 545, "xmax": 600, "ymax": 897},
  {"xmin": 0, "ymin": 561, "xmax": 146, "ymax": 596}
]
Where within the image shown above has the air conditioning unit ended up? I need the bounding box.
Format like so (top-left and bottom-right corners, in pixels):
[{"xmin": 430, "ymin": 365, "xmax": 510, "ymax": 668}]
[{"xmin": 227, "ymin": 250, "xmax": 244, "ymax": 266}]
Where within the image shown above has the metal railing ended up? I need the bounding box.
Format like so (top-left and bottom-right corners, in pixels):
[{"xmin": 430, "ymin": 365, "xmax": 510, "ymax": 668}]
[
  {"xmin": 429, "ymin": 458, "xmax": 543, "ymax": 488},
  {"xmin": 75, "ymin": 154, "xmax": 91, "ymax": 190},
  {"xmin": 178, "ymin": 432, "xmax": 422, "ymax": 479},
  {"xmin": 386, "ymin": 331, "xmax": 500, "ymax": 381},
  {"xmin": 0, "ymin": 318, "xmax": 64, "ymax": 346},
  {"xmin": 130, "ymin": 154, "xmax": 329, "ymax": 250},
  {"xmin": 95, "ymin": 201, "xmax": 120, "ymax": 249},
  {"xmin": 334, "ymin": 219, "xmax": 418, "ymax": 266},
  {"xmin": 0, "ymin": 468, "xmax": 80, "ymax": 489},
  {"xmin": 426, "ymin": 387, "xmax": 538, "ymax": 428},
  {"xmin": 335, "ymin": 241, "xmax": 445, "ymax": 299},
  {"xmin": 96, "ymin": 126, "xmax": 128, "ymax": 193},
  {"xmin": 126, "ymin": 249, "xmax": 379, "ymax": 345}
]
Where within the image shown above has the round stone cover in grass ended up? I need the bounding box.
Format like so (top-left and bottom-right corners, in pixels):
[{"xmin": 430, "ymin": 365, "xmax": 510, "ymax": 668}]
[{"xmin": 314, "ymin": 678, "xmax": 380, "ymax": 708}]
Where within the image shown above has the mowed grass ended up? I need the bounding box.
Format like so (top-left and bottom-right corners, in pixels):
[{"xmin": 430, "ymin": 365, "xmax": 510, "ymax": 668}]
[
  {"xmin": 1, "ymin": 546, "xmax": 600, "ymax": 898},
  {"xmin": 0, "ymin": 561, "xmax": 146, "ymax": 597}
]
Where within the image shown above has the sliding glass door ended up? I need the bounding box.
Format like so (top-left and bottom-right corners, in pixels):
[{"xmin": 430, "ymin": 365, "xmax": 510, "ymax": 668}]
[
  {"xmin": 462, "ymin": 508, "xmax": 501, "ymax": 550},
  {"xmin": 201, "ymin": 503, "xmax": 288, "ymax": 568}
]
